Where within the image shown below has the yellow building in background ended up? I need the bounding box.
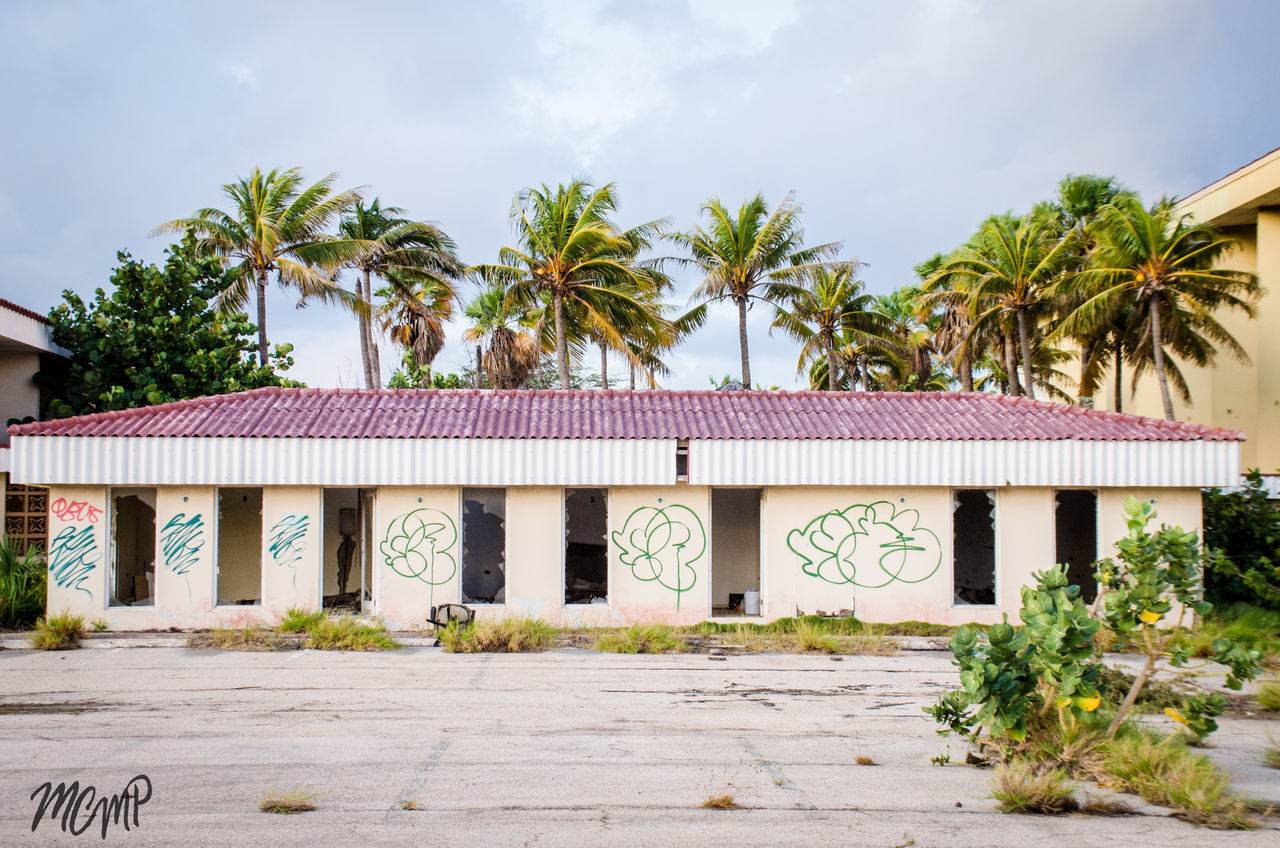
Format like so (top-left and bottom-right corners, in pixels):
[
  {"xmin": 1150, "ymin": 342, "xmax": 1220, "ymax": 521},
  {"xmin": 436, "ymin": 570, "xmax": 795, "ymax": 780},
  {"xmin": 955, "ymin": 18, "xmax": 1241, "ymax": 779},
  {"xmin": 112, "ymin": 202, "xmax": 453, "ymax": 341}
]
[{"xmin": 1093, "ymin": 146, "xmax": 1280, "ymax": 486}]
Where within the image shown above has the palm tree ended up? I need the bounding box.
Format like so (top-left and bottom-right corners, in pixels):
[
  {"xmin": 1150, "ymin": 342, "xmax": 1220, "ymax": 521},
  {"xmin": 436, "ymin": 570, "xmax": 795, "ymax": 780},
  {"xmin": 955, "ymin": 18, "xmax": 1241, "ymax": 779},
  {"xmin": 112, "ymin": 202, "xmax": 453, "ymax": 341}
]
[
  {"xmin": 474, "ymin": 180, "xmax": 669, "ymax": 389},
  {"xmin": 934, "ymin": 215, "xmax": 1071, "ymax": 398},
  {"xmin": 1061, "ymin": 196, "xmax": 1258, "ymax": 419},
  {"xmin": 337, "ymin": 200, "xmax": 463, "ymax": 389},
  {"xmin": 770, "ymin": 264, "xmax": 886, "ymax": 390},
  {"xmin": 464, "ymin": 286, "xmax": 543, "ymax": 389},
  {"xmin": 872, "ymin": 286, "xmax": 942, "ymax": 391},
  {"xmin": 669, "ymin": 192, "xmax": 842, "ymax": 387},
  {"xmin": 154, "ymin": 167, "xmax": 365, "ymax": 365},
  {"xmin": 376, "ymin": 275, "xmax": 458, "ymax": 387}
]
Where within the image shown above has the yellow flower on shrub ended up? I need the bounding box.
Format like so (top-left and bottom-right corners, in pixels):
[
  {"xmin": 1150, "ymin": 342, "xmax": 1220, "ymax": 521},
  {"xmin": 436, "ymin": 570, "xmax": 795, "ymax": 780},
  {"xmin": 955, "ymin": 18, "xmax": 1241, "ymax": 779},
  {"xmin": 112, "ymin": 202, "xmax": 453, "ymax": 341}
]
[
  {"xmin": 1164, "ymin": 707, "xmax": 1188, "ymax": 725},
  {"xmin": 1139, "ymin": 609, "xmax": 1163, "ymax": 624}
]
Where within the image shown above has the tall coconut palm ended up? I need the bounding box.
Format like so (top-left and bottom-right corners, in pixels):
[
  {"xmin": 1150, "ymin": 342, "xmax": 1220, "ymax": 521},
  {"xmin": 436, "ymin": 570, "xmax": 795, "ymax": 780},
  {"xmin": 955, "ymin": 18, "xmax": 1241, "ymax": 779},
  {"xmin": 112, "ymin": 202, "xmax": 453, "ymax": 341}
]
[
  {"xmin": 474, "ymin": 179, "xmax": 669, "ymax": 389},
  {"xmin": 337, "ymin": 199, "xmax": 463, "ymax": 388},
  {"xmin": 934, "ymin": 215, "xmax": 1071, "ymax": 398},
  {"xmin": 770, "ymin": 264, "xmax": 885, "ymax": 390},
  {"xmin": 669, "ymin": 192, "xmax": 842, "ymax": 387},
  {"xmin": 1061, "ymin": 196, "xmax": 1258, "ymax": 419},
  {"xmin": 153, "ymin": 167, "xmax": 365, "ymax": 365},
  {"xmin": 376, "ymin": 274, "xmax": 458, "ymax": 387},
  {"xmin": 463, "ymin": 286, "xmax": 543, "ymax": 389}
]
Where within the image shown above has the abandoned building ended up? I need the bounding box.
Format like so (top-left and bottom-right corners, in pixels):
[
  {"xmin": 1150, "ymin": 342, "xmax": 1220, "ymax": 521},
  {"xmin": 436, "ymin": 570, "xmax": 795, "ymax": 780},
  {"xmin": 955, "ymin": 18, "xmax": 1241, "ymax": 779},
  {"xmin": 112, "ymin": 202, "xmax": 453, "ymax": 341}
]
[{"xmin": 8, "ymin": 387, "xmax": 1241, "ymax": 630}]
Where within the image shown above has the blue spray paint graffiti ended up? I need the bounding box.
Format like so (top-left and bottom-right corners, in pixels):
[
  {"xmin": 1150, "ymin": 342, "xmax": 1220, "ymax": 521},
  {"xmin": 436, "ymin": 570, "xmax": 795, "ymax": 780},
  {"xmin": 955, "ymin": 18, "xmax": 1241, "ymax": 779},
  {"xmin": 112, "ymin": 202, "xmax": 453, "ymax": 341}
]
[
  {"xmin": 48, "ymin": 525, "xmax": 101, "ymax": 597},
  {"xmin": 268, "ymin": 514, "xmax": 309, "ymax": 589},
  {"xmin": 160, "ymin": 513, "xmax": 204, "ymax": 600}
]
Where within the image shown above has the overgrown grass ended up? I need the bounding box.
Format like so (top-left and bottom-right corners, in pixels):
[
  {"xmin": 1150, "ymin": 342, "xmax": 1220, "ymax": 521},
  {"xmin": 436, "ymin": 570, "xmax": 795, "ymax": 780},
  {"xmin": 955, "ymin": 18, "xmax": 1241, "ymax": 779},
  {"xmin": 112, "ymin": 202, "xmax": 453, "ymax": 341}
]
[
  {"xmin": 1079, "ymin": 794, "xmax": 1136, "ymax": 816},
  {"xmin": 987, "ymin": 761, "xmax": 1079, "ymax": 814},
  {"xmin": 794, "ymin": 620, "xmax": 839, "ymax": 653},
  {"xmin": 1255, "ymin": 679, "xmax": 1280, "ymax": 711},
  {"xmin": 596, "ymin": 624, "xmax": 687, "ymax": 654},
  {"xmin": 438, "ymin": 617, "xmax": 556, "ymax": 653},
  {"xmin": 187, "ymin": 626, "xmax": 296, "ymax": 651},
  {"xmin": 690, "ymin": 615, "xmax": 955, "ymax": 637},
  {"xmin": 700, "ymin": 794, "xmax": 741, "ymax": 810},
  {"xmin": 1095, "ymin": 664, "xmax": 1183, "ymax": 713},
  {"xmin": 279, "ymin": 607, "xmax": 324, "ymax": 633},
  {"xmin": 305, "ymin": 617, "xmax": 400, "ymax": 651},
  {"xmin": 1261, "ymin": 738, "xmax": 1280, "ymax": 770},
  {"xmin": 1172, "ymin": 603, "xmax": 1280, "ymax": 661},
  {"xmin": 258, "ymin": 788, "xmax": 319, "ymax": 814},
  {"xmin": 0, "ymin": 538, "xmax": 46, "ymax": 629},
  {"xmin": 1101, "ymin": 729, "xmax": 1256, "ymax": 829},
  {"xmin": 29, "ymin": 610, "xmax": 84, "ymax": 650}
]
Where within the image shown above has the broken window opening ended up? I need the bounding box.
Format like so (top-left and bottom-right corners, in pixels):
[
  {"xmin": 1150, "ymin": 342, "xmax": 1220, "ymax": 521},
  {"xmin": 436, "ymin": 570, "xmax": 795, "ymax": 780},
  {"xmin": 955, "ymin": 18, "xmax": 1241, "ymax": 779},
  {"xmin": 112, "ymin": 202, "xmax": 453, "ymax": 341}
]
[
  {"xmin": 676, "ymin": 441, "xmax": 689, "ymax": 480},
  {"xmin": 564, "ymin": 488, "xmax": 608, "ymax": 605},
  {"xmin": 953, "ymin": 489, "xmax": 996, "ymax": 605},
  {"xmin": 109, "ymin": 487, "xmax": 156, "ymax": 607},
  {"xmin": 1055, "ymin": 489, "xmax": 1099, "ymax": 603},
  {"xmin": 462, "ymin": 487, "xmax": 506, "ymax": 604},
  {"xmin": 216, "ymin": 487, "xmax": 262, "ymax": 605},
  {"xmin": 322, "ymin": 488, "xmax": 362, "ymax": 612},
  {"xmin": 711, "ymin": 488, "xmax": 762, "ymax": 616}
]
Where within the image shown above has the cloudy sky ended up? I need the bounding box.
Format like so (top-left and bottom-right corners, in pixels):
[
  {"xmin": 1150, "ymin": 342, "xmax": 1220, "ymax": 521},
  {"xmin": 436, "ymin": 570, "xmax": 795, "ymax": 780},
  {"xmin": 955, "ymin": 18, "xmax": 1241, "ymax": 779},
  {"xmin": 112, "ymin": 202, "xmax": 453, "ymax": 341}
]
[{"xmin": 3, "ymin": 0, "xmax": 1277, "ymax": 389}]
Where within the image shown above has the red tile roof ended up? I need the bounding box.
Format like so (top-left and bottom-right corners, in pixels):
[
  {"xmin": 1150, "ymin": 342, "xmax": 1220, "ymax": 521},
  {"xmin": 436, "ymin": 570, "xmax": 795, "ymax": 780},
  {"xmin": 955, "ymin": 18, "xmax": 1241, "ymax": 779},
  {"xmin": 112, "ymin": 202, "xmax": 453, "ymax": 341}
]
[
  {"xmin": 7, "ymin": 387, "xmax": 1244, "ymax": 442},
  {"xmin": 0, "ymin": 298, "xmax": 51, "ymax": 325}
]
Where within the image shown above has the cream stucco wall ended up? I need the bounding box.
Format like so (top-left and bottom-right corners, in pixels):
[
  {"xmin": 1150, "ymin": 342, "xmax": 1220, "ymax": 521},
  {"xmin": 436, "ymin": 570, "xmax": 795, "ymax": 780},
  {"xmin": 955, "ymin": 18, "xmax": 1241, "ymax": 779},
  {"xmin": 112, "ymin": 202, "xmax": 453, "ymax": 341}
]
[
  {"xmin": 0, "ymin": 350, "xmax": 41, "ymax": 447},
  {"xmin": 45, "ymin": 482, "xmax": 1206, "ymax": 631}
]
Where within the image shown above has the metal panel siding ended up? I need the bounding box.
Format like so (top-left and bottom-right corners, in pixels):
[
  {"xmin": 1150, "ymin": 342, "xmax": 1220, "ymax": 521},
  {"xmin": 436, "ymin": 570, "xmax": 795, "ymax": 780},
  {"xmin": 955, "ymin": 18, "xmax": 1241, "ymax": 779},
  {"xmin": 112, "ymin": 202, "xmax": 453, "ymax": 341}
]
[
  {"xmin": 11, "ymin": 436, "xmax": 675, "ymax": 487},
  {"xmin": 688, "ymin": 439, "xmax": 1240, "ymax": 488}
]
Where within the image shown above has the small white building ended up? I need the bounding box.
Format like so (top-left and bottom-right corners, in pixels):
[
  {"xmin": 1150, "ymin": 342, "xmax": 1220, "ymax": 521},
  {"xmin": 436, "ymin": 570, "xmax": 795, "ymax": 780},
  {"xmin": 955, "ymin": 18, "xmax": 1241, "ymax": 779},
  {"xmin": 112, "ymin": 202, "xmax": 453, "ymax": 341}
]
[{"xmin": 8, "ymin": 388, "xmax": 1241, "ymax": 630}]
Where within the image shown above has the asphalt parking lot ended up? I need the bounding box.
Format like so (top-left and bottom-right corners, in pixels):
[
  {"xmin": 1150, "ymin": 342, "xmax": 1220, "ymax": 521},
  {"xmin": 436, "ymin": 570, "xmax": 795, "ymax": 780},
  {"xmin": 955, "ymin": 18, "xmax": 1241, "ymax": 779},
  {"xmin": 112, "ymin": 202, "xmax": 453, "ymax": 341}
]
[{"xmin": 1, "ymin": 647, "xmax": 1277, "ymax": 847}]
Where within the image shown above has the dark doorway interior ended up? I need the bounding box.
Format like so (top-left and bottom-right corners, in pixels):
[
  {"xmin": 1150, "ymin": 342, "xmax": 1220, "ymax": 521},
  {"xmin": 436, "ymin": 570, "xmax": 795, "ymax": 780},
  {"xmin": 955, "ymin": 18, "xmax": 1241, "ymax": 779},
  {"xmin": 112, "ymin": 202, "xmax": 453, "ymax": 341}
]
[
  {"xmin": 711, "ymin": 488, "xmax": 761, "ymax": 616},
  {"xmin": 564, "ymin": 488, "xmax": 607, "ymax": 604},
  {"xmin": 1055, "ymin": 490, "xmax": 1099, "ymax": 602},
  {"xmin": 462, "ymin": 487, "xmax": 506, "ymax": 604},
  {"xmin": 953, "ymin": 489, "xmax": 996, "ymax": 605}
]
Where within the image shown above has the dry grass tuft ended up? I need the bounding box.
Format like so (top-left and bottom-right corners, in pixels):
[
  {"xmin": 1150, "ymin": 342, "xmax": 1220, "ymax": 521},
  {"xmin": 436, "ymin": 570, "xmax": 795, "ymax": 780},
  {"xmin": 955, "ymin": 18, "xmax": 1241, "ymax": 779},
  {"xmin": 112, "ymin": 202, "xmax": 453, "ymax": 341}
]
[
  {"xmin": 1080, "ymin": 794, "xmax": 1137, "ymax": 816},
  {"xmin": 29, "ymin": 611, "xmax": 85, "ymax": 650},
  {"xmin": 596, "ymin": 624, "xmax": 688, "ymax": 654},
  {"xmin": 187, "ymin": 626, "xmax": 296, "ymax": 652},
  {"xmin": 988, "ymin": 761, "xmax": 1080, "ymax": 814},
  {"xmin": 258, "ymin": 788, "xmax": 319, "ymax": 814},
  {"xmin": 854, "ymin": 755, "xmax": 878, "ymax": 766},
  {"xmin": 399, "ymin": 798, "xmax": 420, "ymax": 810},
  {"xmin": 701, "ymin": 794, "xmax": 742, "ymax": 810},
  {"xmin": 1256, "ymin": 680, "xmax": 1280, "ymax": 712},
  {"xmin": 304, "ymin": 616, "xmax": 400, "ymax": 651},
  {"xmin": 438, "ymin": 617, "xmax": 556, "ymax": 653}
]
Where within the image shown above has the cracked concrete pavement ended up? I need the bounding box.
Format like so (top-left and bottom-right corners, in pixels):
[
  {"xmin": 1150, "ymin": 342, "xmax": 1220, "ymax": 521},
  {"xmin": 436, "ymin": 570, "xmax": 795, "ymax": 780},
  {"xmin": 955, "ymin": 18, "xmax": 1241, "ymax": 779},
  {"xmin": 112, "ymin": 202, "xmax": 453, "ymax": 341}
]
[{"xmin": 1, "ymin": 647, "xmax": 1277, "ymax": 847}]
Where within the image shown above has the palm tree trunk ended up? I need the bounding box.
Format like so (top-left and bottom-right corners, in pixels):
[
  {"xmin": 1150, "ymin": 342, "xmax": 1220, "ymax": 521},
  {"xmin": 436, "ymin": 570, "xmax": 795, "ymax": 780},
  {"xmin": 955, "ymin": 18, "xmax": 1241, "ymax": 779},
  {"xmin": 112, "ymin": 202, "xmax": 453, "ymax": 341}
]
[
  {"xmin": 599, "ymin": 343, "xmax": 608, "ymax": 390},
  {"xmin": 357, "ymin": 271, "xmax": 375, "ymax": 389},
  {"xmin": 475, "ymin": 344, "xmax": 482, "ymax": 388},
  {"xmin": 1149, "ymin": 297, "xmax": 1176, "ymax": 420},
  {"xmin": 554, "ymin": 293, "xmax": 570, "ymax": 389},
  {"xmin": 256, "ymin": 270, "xmax": 270, "ymax": 367},
  {"xmin": 629, "ymin": 362, "xmax": 636, "ymax": 390},
  {"xmin": 959, "ymin": 351, "xmax": 973, "ymax": 392},
  {"xmin": 1113, "ymin": 336, "xmax": 1123, "ymax": 413},
  {"xmin": 1016, "ymin": 308, "xmax": 1035, "ymax": 400},
  {"xmin": 362, "ymin": 270, "xmax": 380, "ymax": 389},
  {"xmin": 737, "ymin": 296, "xmax": 751, "ymax": 388},
  {"xmin": 1003, "ymin": 333, "xmax": 1022, "ymax": 397},
  {"xmin": 825, "ymin": 334, "xmax": 838, "ymax": 391}
]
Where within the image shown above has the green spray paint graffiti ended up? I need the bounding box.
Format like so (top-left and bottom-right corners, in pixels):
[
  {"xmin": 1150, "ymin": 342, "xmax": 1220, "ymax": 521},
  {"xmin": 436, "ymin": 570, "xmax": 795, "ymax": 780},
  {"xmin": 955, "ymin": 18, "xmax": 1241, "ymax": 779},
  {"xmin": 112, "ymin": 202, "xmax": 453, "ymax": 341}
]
[
  {"xmin": 380, "ymin": 509, "xmax": 457, "ymax": 586},
  {"xmin": 268, "ymin": 514, "xmax": 309, "ymax": 589},
  {"xmin": 788, "ymin": 501, "xmax": 941, "ymax": 588},
  {"xmin": 611, "ymin": 504, "xmax": 705, "ymax": 610}
]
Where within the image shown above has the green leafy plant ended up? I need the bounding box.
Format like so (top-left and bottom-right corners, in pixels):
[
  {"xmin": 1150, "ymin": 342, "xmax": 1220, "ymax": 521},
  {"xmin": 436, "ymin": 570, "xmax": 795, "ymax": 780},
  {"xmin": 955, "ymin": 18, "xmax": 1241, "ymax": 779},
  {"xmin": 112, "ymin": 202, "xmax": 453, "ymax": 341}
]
[
  {"xmin": 1097, "ymin": 497, "xmax": 1262, "ymax": 737},
  {"xmin": 0, "ymin": 538, "xmax": 46, "ymax": 629},
  {"xmin": 1202, "ymin": 470, "xmax": 1280, "ymax": 609},
  {"xmin": 29, "ymin": 610, "xmax": 85, "ymax": 650},
  {"xmin": 90, "ymin": 620, "xmax": 108, "ymax": 632}
]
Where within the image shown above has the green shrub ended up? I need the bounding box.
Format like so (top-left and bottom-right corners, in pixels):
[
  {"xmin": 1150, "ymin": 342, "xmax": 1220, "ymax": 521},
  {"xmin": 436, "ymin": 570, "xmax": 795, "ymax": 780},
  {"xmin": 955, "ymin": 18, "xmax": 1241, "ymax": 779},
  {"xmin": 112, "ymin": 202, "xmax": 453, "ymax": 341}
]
[
  {"xmin": 29, "ymin": 610, "xmax": 84, "ymax": 650},
  {"xmin": 304, "ymin": 617, "xmax": 399, "ymax": 651},
  {"xmin": 1202, "ymin": 470, "xmax": 1280, "ymax": 610},
  {"xmin": 279, "ymin": 607, "xmax": 324, "ymax": 633},
  {"xmin": 0, "ymin": 538, "xmax": 47, "ymax": 629},
  {"xmin": 988, "ymin": 761, "xmax": 1079, "ymax": 814},
  {"xmin": 597, "ymin": 624, "xmax": 687, "ymax": 654},
  {"xmin": 438, "ymin": 617, "xmax": 555, "ymax": 653}
]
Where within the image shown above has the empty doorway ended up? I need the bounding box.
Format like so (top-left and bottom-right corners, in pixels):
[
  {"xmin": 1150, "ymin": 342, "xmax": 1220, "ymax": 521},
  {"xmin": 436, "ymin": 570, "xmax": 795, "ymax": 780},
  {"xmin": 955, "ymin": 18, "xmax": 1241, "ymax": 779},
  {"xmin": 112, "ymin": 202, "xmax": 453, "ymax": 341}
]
[
  {"xmin": 216, "ymin": 487, "xmax": 262, "ymax": 605},
  {"xmin": 1055, "ymin": 490, "xmax": 1098, "ymax": 602},
  {"xmin": 953, "ymin": 489, "xmax": 996, "ymax": 605},
  {"xmin": 711, "ymin": 489, "xmax": 761, "ymax": 616},
  {"xmin": 564, "ymin": 488, "xmax": 607, "ymax": 604},
  {"xmin": 462, "ymin": 488, "xmax": 506, "ymax": 604},
  {"xmin": 109, "ymin": 487, "xmax": 156, "ymax": 607},
  {"xmin": 322, "ymin": 488, "xmax": 362, "ymax": 611}
]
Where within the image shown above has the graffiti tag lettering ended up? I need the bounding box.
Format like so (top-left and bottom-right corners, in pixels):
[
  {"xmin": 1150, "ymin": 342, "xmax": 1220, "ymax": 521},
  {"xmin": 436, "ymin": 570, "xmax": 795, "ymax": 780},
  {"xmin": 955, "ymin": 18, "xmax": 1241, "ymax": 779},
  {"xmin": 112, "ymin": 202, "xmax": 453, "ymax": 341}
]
[
  {"xmin": 267, "ymin": 514, "xmax": 309, "ymax": 589},
  {"xmin": 788, "ymin": 501, "xmax": 942, "ymax": 588},
  {"xmin": 380, "ymin": 509, "xmax": 456, "ymax": 586},
  {"xmin": 612, "ymin": 504, "xmax": 705, "ymax": 610},
  {"xmin": 48, "ymin": 525, "xmax": 101, "ymax": 597},
  {"xmin": 50, "ymin": 498, "xmax": 102, "ymax": 524},
  {"xmin": 160, "ymin": 513, "xmax": 203, "ymax": 577}
]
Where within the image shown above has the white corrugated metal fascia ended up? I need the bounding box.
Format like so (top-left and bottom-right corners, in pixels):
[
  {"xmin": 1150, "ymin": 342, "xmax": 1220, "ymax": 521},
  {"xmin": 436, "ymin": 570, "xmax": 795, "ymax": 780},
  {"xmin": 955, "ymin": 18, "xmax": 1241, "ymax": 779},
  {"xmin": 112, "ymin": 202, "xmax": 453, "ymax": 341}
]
[
  {"xmin": 687, "ymin": 439, "xmax": 1241, "ymax": 488},
  {"xmin": 10, "ymin": 436, "xmax": 676, "ymax": 487}
]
